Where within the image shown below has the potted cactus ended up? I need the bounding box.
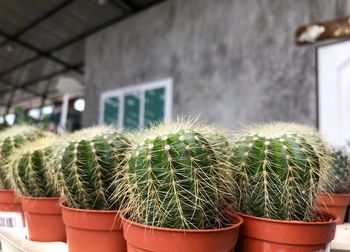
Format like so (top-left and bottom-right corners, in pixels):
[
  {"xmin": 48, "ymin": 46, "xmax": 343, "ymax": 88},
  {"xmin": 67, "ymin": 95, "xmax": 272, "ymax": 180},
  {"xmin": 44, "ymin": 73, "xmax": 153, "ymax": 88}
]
[
  {"xmin": 55, "ymin": 126, "xmax": 130, "ymax": 252},
  {"xmin": 119, "ymin": 120, "xmax": 243, "ymax": 252},
  {"xmin": 8, "ymin": 136, "xmax": 66, "ymax": 241},
  {"xmin": 231, "ymin": 122, "xmax": 337, "ymax": 251},
  {"xmin": 318, "ymin": 149, "xmax": 350, "ymax": 224},
  {"xmin": 0, "ymin": 125, "xmax": 44, "ymax": 226}
]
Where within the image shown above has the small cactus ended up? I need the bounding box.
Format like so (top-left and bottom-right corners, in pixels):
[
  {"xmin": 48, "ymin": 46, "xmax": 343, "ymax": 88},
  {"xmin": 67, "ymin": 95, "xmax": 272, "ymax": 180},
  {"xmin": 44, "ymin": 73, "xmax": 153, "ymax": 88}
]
[
  {"xmin": 121, "ymin": 120, "xmax": 233, "ymax": 229},
  {"xmin": 231, "ymin": 122, "xmax": 332, "ymax": 221},
  {"xmin": 54, "ymin": 126, "xmax": 130, "ymax": 210},
  {"xmin": 9, "ymin": 137, "xmax": 60, "ymax": 197},
  {"xmin": 0, "ymin": 125, "xmax": 44, "ymax": 189},
  {"xmin": 331, "ymin": 149, "xmax": 350, "ymax": 193}
]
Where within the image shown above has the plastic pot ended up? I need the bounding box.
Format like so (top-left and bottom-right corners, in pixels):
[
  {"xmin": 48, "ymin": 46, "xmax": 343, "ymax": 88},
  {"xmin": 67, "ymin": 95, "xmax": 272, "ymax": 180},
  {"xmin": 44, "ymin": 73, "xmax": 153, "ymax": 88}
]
[
  {"xmin": 0, "ymin": 189, "xmax": 25, "ymax": 227},
  {"xmin": 236, "ymin": 211, "xmax": 337, "ymax": 252},
  {"xmin": 317, "ymin": 193, "xmax": 350, "ymax": 224},
  {"xmin": 61, "ymin": 204, "xmax": 126, "ymax": 252},
  {"xmin": 121, "ymin": 211, "xmax": 243, "ymax": 252},
  {"xmin": 0, "ymin": 189, "xmax": 22, "ymax": 212},
  {"xmin": 22, "ymin": 196, "xmax": 66, "ymax": 242}
]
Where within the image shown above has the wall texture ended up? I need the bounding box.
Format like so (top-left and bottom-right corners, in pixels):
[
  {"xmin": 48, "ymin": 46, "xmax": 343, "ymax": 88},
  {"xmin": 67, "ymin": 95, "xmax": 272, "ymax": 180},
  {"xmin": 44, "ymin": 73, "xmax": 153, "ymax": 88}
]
[{"xmin": 83, "ymin": 0, "xmax": 350, "ymax": 129}]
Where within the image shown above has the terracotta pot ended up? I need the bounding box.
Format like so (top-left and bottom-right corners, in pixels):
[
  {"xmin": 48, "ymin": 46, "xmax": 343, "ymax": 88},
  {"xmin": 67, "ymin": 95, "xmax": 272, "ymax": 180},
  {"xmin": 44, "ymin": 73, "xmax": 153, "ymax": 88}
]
[
  {"xmin": 0, "ymin": 189, "xmax": 25, "ymax": 226},
  {"xmin": 318, "ymin": 193, "xmax": 350, "ymax": 224},
  {"xmin": 0, "ymin": 189, "xmax": 22, "ymax": 212},
  {"xmin": 61, "ymin": 204, "xmax": 126, "ymax": 252},
  {"xmin": 121, "ymin": 211, "xmax": 243, "ymax": 252},
  {"xmin": 236, "ymin": 211, "xmax": 337, "ymax": 252},
  {"xmin": 22, "ymin": 196, "xmax": 66, "ymax": 242}
]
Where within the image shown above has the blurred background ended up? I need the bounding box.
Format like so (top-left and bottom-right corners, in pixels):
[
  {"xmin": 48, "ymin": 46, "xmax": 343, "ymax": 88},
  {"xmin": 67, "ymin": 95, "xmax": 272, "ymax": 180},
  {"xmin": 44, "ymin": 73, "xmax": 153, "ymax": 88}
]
[{"xmin": 0, "ymin": 0, "xmax": 349, "ymax": 146}]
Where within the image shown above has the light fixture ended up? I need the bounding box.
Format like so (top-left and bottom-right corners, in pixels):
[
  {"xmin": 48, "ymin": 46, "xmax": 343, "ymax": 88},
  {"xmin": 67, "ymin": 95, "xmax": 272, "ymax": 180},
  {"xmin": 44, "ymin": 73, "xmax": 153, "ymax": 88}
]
[{"xmin": 74, "ymin": 99, "xmax": 85, "ymax": 112}]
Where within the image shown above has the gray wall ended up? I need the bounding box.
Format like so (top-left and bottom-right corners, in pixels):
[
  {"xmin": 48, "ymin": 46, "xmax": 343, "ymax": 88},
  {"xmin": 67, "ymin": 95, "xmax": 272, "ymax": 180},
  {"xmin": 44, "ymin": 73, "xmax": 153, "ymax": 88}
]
[{"xmin": 83, "ymin": 0, "xmax": 350, "ymax": 129}]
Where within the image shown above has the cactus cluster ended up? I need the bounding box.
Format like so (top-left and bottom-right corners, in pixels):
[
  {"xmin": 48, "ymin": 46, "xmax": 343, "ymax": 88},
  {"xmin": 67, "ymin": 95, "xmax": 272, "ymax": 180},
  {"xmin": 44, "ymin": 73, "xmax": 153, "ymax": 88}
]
[
  {"xmin": 8, "ymin": 137, "xmax": 60, "ymax": 197},
  {"xmin": 54, "ymin": 126, "xmax": 130, "ymax": 210},
  {"xmin": 231, "ymin": 122, "xmax": 332, "ymax": 221},
  {"xmin": 331, "ymin": 149, "xmax": 350, "ymax": 193},
  {"xmin": 0, "ymin": 125, "xmax": 44, "ymax": 189},
  {"xmin": 122, "ymin": 120, "xmax": 233, "ymax": 229}
]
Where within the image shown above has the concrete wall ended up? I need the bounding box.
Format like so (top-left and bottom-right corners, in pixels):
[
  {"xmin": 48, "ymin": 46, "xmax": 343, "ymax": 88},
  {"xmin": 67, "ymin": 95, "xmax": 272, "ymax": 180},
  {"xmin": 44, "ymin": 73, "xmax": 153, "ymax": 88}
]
[{"xmin": 83, "ymin": 0, "xmax": 350, "ymax": 129}]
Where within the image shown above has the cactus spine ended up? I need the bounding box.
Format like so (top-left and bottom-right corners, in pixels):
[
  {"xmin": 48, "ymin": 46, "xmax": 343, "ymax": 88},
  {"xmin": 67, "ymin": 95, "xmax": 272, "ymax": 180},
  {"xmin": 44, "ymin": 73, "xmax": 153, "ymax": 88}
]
[
  {"xmin": 231, "ymin": 122, "xmax": 332, "ymax": 221},
  {"xmin": 0, "ymin": 125, "xmax": 44, "ymax": 189},
  {"xmin": 9, "ymin": 137, "xmax": 60, "ymax": 197},
  {"xmin": 123, "ymin": 120, "xmax": 233, "ymax": 229},
  {"xmin": 54, "ymin": 126, "xmax": 130, "ymax": 210},
  {"xmin": 331, "ymin": 149, "xmax": 350, "ymax": 193}
]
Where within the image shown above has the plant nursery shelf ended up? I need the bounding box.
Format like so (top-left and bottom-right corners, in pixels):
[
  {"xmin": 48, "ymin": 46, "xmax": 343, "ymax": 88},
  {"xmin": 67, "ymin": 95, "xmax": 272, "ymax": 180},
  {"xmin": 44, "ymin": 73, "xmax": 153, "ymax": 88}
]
[
  {"xmin": 0, "ymin": 225, "xmax": 347, "ymax": 252},
  {"xmin": 0, "ymin": 227, "xmax": 67, "ymax": 252}
]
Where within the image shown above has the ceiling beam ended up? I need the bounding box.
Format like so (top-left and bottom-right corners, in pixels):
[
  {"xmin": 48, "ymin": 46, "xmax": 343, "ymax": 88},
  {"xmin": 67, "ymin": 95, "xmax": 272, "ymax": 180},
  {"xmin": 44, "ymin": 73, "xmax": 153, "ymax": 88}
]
[{"xmin": 111, "ymin": 0, "xmax": 136, "ymax": 13}]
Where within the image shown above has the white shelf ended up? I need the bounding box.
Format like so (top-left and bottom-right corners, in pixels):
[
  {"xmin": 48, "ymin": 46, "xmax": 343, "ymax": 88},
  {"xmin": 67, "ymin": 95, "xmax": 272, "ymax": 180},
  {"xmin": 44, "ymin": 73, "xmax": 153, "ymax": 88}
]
[
  {"xmin": 0, "ymin": 227, "xmax": 67, "ymax": 252},
  {"xmin": 331, "ymin": 223, "xmax": 350, "ymax": 252}
]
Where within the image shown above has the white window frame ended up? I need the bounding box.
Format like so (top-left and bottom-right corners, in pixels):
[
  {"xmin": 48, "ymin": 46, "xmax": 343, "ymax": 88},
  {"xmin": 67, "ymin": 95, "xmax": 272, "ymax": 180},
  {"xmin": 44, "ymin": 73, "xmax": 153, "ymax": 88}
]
[{"xmin": 99, "ymin": 78, "xmax": 173, "ymax": 129}]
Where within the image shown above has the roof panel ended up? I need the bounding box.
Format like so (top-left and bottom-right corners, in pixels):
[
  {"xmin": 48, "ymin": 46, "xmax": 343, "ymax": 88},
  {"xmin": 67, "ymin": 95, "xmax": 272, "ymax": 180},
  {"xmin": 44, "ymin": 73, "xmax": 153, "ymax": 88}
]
[
  {"xmin": 25, "ymin": 80, "xmax": 52, "ymax": 95},
  {"xmin": 2, "ymin": 58, "xmax": 64, "ymax": 85},
  {"xmin": 0, "ymin": 0, "xmax": 65, "ymax": 35},
  {"xmin": 0, "ymin": 42, "xmax": 37, "ymax": 74},
  {"xmin": 52, "ymin": 40, "xmax": 85, "ymax": 65},
  {"xmin": 0, "ymin": 81, "xmax": 14, "ymax": 94},
  {"xmin": 19, "ymin": 0, "xmax": 125, "ymax": 51}
]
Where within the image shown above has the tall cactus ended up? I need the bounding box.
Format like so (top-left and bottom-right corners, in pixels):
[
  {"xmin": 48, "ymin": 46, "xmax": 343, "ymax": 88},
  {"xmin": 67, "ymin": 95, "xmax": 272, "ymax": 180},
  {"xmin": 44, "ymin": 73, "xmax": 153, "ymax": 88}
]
[
  {"xmin": 8, "ymin": 137, "xmax": 60, "ymax": 197},
  {"xmin": 0, "ymin": 125, "xmax": 44, "ymax": 189},
  {"xmin": 122, "ymin": 120, "xmax": 233, "ymax": 229},
  {"xmin": 331, "ymin": 149, "xmax": 350, "ymax": 193},
  {"xmin": 54, "ymin": 126, "xmax": 130, "ymax": 210},
  {"xmin": 231, "ymin": 122, "xmax": 332, "ymax": 221}
]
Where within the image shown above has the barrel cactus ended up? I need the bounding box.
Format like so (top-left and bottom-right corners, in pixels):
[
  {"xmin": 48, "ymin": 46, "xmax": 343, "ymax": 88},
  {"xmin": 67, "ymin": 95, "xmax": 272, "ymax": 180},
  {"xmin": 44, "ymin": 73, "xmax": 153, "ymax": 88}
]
[
  {"xmin": 331, "ymin": 149, "xmax": 350, "ymax": 193},
  {"xmin": 231, "ymin": 122, "xmax": 332, "ymax": 221},
  {"xmin": 9, "ymin": 137, "xmax": 60, "ymax": 197},
  {"xmin": 0, "ymin": 125, "xmax": 44, "ymax": 189},
  {"xmin": 122, "ymin": 120, "xmax": 233, "ymax": 229},
  {"xmin": 54, "ymin": 126, "xmax": 130, "ymax": 210}
]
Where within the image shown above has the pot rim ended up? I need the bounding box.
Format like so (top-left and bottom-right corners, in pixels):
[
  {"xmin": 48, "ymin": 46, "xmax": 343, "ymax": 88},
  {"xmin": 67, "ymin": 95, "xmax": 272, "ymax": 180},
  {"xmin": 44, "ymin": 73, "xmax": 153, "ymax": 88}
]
[
  {"xmin": 121, "ymin": 211, "xmax": 243, "ymax": 233},
  {"xmin": 319, "ymin": 193, "xmax": 350, "ymax": 198},
  {"xmin": 236, "ymin": 211, "xmax": 338, "ymax": 225},
  {"xmin": 0, "ymin": 189, "xmax": 16, "ymax": 193},
  {"xmin": 60, "ymin": 202, "xmax": 121, "ymax": 214},
  {"xmin": 22, "ymin": 196, "xmax": 62, "ymax": 201}
]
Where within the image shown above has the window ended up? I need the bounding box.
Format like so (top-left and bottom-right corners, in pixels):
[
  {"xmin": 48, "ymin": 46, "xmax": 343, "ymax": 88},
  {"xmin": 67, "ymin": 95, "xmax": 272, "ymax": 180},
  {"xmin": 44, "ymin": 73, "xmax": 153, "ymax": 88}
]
[{"xmin": 99, "ymin": 78, "xmax": 173, "ymax": 130}]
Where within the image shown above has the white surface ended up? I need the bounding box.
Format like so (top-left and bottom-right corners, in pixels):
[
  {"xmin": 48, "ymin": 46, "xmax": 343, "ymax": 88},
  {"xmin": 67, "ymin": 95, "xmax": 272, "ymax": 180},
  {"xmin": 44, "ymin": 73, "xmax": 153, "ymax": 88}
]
[
  {"xmin": 331, "ymin": 223, "xmax": 350, "ymax": 251},
  {"xmin": 318, "ymin": 41, "xmax": 350, "ymax": 148},
  {"xmin": 0, "ymin": 227, "xmax": 67, "ymax": 252}
]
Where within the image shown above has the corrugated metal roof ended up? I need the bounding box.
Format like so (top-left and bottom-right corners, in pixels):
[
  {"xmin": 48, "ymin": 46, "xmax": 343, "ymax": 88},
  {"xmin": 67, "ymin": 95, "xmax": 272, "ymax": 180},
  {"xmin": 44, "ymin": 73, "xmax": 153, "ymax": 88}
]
[{"xmin": 0, "ymin": 0, "xmax": 166, "ymax": 114}]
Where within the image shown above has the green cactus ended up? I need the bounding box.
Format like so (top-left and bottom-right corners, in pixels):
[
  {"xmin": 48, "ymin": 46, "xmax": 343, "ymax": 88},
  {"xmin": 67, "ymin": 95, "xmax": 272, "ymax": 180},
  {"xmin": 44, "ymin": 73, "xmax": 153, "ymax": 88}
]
[
  {"xmin": 231, "ymin": 122, "xmax": 332, "ymax": 222},
  {"xmin": 0, "ymin": 125, "xmax": 44, "ymax": 189},
  {"xmin": 9, "ymin": 137, "xmax": 60, "ymax": 197},
  {"xmin": 123, "ymin": 121, "xmax": 233, "ymax": 229},
  {"xmin": 54, "ymin": 126, "xmax": 130, "ymax": 210},
  {"xmin": 331, "ymin": 149, "xmax": 350, "ymax": 193}
]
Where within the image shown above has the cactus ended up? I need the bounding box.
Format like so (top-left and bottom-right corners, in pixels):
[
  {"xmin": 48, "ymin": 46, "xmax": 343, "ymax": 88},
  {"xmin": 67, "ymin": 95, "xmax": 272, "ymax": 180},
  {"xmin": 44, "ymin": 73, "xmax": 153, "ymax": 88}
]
[
  {"xmin": 122, "ymin": 120, "xmax": 233, "ymax": 229},
  {"xmin": 8, "ymin": 137, "xmax": 60, "ymax": 197},
  {"xmin": 0, "ymin": 125, "xmax": 44, "ymax": 189},
  {"xmin": 331, "ymin": 149, "xmax": 350, "ymax": 193},
  {"xmin": 231, "ymin": 122, "xmax": 332, "ymax": 222},
  {"xmin": 54, "ymin": 126, "xmax": 130, "ymax": 210}
]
